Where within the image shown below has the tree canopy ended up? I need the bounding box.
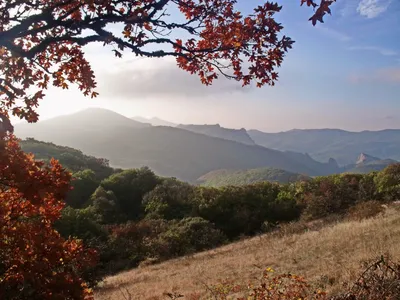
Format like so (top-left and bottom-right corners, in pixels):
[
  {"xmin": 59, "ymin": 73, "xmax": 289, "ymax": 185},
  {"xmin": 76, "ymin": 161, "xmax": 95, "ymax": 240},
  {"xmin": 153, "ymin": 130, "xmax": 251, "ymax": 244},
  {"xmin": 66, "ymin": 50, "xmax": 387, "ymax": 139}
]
[
  {"xmin": 0, "ymin": 0, "xmax": 334, "ymax": 124},
  {"xmin": 0, "ymin": 137, "xmax": 97, "ymax": 299}
]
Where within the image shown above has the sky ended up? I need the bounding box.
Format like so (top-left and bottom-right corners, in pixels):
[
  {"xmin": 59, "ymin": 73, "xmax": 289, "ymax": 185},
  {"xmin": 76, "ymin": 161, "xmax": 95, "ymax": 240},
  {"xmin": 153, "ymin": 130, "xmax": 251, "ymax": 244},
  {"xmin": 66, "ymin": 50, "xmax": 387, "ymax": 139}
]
[{"xmin": 19, "ymin": 0, "xmax": 400, "ymax": 132}]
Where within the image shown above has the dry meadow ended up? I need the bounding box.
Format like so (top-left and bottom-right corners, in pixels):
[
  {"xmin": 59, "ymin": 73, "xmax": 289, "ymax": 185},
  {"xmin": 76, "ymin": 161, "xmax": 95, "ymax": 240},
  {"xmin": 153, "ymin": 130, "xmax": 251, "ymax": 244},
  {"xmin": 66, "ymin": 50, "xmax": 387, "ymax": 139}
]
[{"xmin": 95, "ymin": 206, "xmax": 400, "ymax": 300}]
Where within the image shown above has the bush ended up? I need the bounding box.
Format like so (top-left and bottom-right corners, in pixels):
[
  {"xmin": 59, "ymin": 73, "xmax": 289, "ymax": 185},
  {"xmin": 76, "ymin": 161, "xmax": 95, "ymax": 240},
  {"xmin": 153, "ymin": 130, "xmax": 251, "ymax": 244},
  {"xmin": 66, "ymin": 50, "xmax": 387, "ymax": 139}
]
[
  {"xmin": 332, "ymin": 255, "xmax": 400, "ymax": 300},
  {"xmin": 103, "ymin": 219, "xmax": 168, "ymax": 273},
  {"xmin": 194, "ymin": 183, "xmax": 296, "ymax": 238},
  {"xmin": 346, "ymin": 201, "xmax": 386, "ymax": 221},
  {"xmin": 151, "ymin": 217, "xmax": 227, "ymax": 259},
  {"xmin": 195, "ymin": 256, "xmax": 400, "ymax": 300},
  {"xmin": 375, "ymin": 164, "xmax": 400, "ymax": 201},
  {"xmin": 298, "ymin": 175, "xmax": 368, "ymax": 221},
  {"xmin": 203, "ymin": 267, "xmax": 327, "ymax": 299}
]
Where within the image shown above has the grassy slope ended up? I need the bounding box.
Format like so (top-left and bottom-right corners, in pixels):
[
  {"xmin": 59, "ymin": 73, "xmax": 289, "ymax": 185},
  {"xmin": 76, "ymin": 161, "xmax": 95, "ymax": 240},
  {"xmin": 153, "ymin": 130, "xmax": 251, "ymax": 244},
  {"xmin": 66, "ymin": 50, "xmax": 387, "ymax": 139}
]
[{"xmin": 95, "ymin": 206, "xmax": 400, "ymax": 300}]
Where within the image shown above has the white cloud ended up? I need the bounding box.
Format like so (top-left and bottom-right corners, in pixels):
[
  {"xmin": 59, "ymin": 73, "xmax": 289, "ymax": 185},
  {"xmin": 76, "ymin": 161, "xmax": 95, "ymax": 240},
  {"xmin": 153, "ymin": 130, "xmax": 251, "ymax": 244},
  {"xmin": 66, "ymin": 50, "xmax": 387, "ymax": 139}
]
[
  {"xmin": 95, "ymin": 57, "xmax": 252, "ymax": 99},
  {"xmin": 348, "ymin": 45, "xmax": 398, "ymax": 56},
  {"xmin": 357, "ymin": 0, "xmax": 392, "ymax": 18},
  {"xmin": 340, "ymin": 0, "xmax": 360, "ymax": 17}
]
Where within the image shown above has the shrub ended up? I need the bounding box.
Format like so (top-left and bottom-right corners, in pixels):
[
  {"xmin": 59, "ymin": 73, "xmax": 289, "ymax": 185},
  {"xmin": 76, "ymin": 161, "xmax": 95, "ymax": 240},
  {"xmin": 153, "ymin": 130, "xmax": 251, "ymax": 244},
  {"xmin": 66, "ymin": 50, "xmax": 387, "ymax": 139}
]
[
  {"xmin": 197, "ymin": 256, "xmax": 400, "ymax": 300},
  {"xmin": 151, "ymin": 217, "xmax": 227, "ymax": 259},
  {"xmin": 194, "ymin": 183, "xmax": 296, "ymax": 238},
  {"xmin": 346, "ymin": 201, "xmax": 386, "ymax": 221},
  {"xmin": 375, "ymin": 164, "xmax": 400, "ymax": 202},
  {"xmin": 103, "ymin": 219, "xmax": 168, "ymax": 273},
  {"xmin": 203, "ymin": 268, "xmax": 327, "ymax": 300},
  {"xmin": 298, "ymin": 175, "xmax": 366, "ymax": 221},
  {"xmin": 333, "ymin": 255, "xmax": 400, "ymax": 300}
]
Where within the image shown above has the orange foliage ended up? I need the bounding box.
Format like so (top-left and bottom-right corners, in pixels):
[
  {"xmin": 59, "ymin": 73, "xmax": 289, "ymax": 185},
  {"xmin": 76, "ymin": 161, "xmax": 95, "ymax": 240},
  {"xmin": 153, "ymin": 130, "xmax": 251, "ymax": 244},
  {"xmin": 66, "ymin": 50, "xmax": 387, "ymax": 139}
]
[
  {"xmin": 0, "ymin": 0, "xmax": 334, "ymax": 123},
  {"xmin": 0, "ymin": 134, "xmax": 97, "ymax": 299}
]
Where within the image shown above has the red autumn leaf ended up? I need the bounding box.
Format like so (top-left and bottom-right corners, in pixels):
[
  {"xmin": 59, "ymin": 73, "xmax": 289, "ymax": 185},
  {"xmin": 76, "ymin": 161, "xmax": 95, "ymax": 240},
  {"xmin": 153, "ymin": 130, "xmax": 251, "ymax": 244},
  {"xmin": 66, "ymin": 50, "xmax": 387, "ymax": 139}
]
[
  {"xmin": 0, "ymin": 134, "xmax": 98, "ymax": 299},
  {"xmin": 0, "ymin": 1, "xmax": 334, "ymax": 123}
]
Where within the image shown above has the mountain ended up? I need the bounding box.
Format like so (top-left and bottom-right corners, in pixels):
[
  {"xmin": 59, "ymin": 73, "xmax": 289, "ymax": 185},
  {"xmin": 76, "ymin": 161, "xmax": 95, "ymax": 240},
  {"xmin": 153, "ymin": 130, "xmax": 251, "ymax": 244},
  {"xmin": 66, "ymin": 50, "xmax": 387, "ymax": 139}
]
[
  {"xmin": 178, "ymin": 124, "xmax": 256, "ymax": 146},
  {"xmin": 18, "ymin": 108, "xmax": 150, "ymax": 133},
  {"xmin": 131, "ymin": 116, "xmax": 176, "ymax": 127},
  {"xmin": 197, "ymin": 167, "xmax": 310, "ymax": 187},
  {"xmin": 248, "ymin": 128, "xmax": 400, "ymax": 165},
  {"xmin": 14, "ymin": 109, "xmax": 340, "ymax": 182},
  {"xmin": 355, "ymin": 153, "xmax": 380, "ymax": 165}
]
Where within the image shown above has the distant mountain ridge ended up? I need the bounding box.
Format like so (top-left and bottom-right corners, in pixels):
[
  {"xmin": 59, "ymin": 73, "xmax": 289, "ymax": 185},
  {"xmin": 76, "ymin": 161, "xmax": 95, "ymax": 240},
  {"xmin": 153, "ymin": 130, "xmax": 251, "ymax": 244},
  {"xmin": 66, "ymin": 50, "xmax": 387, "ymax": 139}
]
[
  {"xmin": 14, "ymin": 108, "xmax": 340, "ymax": 182},
  {"xmin": 248, "ymin": 128, "xmax": 400, "ymax": 165},
  {"xmin": 178, "ymin": 123, "xmax": 256, "ymax": 146}
]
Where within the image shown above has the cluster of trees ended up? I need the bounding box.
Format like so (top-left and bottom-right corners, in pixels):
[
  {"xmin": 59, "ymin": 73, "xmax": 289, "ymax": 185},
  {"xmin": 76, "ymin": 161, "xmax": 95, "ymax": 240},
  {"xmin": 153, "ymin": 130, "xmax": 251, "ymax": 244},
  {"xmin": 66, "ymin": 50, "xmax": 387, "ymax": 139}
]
[
  {"xmin": 198, "ymin": 167, "xmax": 311, "ymax": 187},
  {"xmin": 54, "ymin": 160, "xmax": 400, "ymax": 280}
]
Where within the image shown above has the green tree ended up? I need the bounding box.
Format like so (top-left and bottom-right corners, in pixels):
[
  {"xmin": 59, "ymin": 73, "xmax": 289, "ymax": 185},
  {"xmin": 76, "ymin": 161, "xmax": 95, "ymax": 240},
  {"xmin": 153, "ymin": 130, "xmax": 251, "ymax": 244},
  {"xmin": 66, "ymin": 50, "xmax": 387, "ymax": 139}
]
[
  {"xmin": 100, "ymin": 167, "xmax": 161, "ymax": 220},
  {"xmin": 194, "ymin": 183, "xmax": 289, "ymax": 238},
  {"xmin": 144, "ymin": 178, "xmax": 195, "ymax": 220},
  {"xmin": 66, "ymin": 169, "xmax": 99, "ymax": 208},
  {"xmin": 375, "ymin": 164, "xmax": 400, "ymax": 201},
  {"xmin": 89, "ymin": 186, "xmax": 125, "ymax": 224},
  {"xmin": 153, "ymin": 217, "xmax": 227, "ymax": 258}
]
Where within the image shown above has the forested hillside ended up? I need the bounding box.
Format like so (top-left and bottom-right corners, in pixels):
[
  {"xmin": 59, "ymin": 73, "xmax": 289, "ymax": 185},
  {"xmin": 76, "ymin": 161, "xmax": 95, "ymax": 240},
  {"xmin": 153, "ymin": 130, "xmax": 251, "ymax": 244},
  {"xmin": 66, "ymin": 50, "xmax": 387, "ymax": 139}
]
[
  {"xmin": 197, "ymin": 167, "xmax": 310, "ymax": 187},
  {"xmin": 17, "ymin": 140, "xmax": 400, "ymax": 284},
  {"xmin": 20, "ymin": 138, "xmax": 115, "ymax": 180},
  {"xmin": 58, "ymin": 159, "xmax": 400, "ymax": 283}
]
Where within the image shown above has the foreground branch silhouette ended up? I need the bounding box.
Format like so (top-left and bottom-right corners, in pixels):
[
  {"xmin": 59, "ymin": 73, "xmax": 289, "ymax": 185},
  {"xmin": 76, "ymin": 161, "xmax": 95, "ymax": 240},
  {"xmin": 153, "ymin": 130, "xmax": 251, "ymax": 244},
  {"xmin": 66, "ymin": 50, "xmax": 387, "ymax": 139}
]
[{"xmin": 0, "ymin": 0, "xmax": 334, "ymax": 122}]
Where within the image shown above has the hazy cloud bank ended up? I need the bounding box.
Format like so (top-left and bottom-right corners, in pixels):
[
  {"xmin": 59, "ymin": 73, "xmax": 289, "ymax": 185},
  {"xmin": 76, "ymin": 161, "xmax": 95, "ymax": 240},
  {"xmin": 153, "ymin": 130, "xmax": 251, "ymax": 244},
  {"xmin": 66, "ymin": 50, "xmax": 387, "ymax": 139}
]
[{"xmin": 96, "ymin": 58, "xmax": 252, "ymax": 100}]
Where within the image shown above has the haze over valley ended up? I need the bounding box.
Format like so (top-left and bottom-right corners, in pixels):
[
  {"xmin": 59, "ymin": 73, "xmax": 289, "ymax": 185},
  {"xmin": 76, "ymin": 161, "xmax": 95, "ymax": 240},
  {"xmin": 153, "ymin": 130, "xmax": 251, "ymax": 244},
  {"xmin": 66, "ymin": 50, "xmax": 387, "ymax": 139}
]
[{"xmin": 15, "ymin": 107, "xmax": 400, "ymax": 182}]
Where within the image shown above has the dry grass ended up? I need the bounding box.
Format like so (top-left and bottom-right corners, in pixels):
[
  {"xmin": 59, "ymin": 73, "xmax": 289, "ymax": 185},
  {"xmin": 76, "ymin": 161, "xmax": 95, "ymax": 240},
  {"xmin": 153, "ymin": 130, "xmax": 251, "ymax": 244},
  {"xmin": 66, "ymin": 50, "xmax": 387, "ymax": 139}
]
[{"xmin": 95, "ymin": 206, "xmax": 400, "ymax": 300}]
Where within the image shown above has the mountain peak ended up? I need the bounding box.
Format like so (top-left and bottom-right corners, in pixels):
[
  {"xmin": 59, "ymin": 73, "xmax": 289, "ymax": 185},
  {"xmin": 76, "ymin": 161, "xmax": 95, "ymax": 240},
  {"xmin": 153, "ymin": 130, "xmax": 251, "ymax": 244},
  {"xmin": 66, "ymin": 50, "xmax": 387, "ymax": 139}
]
[
  {"xmin": 356, "ymin": 153, "xmax": 380, "ymax": 165},
  {"xmin": 131, "ymin": 116, "xmax": 176, "ymax": 127}
]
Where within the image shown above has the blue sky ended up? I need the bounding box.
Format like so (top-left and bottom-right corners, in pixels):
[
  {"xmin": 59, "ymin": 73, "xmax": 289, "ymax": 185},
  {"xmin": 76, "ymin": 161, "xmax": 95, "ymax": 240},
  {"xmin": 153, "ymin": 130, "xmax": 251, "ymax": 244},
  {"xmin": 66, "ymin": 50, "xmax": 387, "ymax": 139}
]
[{"xmin": 30, "ymin": 0, "xmax": 400, "ymax": 132}]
